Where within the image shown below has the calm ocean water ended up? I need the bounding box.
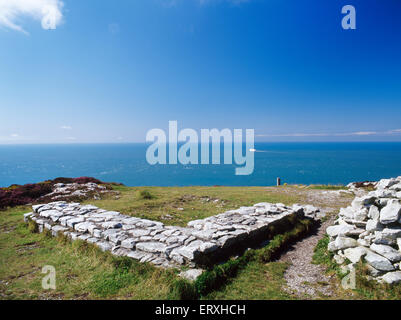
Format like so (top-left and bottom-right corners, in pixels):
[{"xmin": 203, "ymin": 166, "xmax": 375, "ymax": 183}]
[{"xmin": 0, "ymin": 143, "xmax": 400, "ymax": 187}]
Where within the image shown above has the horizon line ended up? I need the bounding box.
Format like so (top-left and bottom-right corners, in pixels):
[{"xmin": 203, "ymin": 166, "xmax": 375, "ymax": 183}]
[{"xmin": 2, "ymin": 140, "xmax": 401, "ymax": 146}]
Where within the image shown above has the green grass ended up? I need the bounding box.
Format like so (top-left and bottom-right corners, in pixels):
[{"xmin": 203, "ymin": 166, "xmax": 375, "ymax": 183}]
[
  {"xmin": 312, "ymin": 234, "xmax": 401, "ymax": 300},
  {"xmin": 169, "ymin": 217, "xmax": 315, "ymax": 299},
  {"xmin": 312, "ymin": 234, "xmax": 340, "ymax": 273},
  {"xmin": 307, "ymin": 185, "xmax": 348, "ymax": 191},
  {"xmin": 0, "ymin": 206, "xmax": 177, "ymax": 299},
  {"xmin": 3, "ymin": 185, "xmax": 398, "ymax": 300},
  {"xmin": 0, "ymin": 212, "xmax": 304, "ymax": 300},
  {"xmin": 139, "ymin": 190, "xmax": 154, "ymax": 200},
  {"xmin": 0, "ymin": 186, "xmax": 310, "ymax": 300},
  {"xmin": 204, "ymin": 261, "xmax": 292, "ymax": 300},
  {"xmin": 352, "ymin": 262, "xmax": 401, "ymax": 300},
  {"xmin": 82, "ymin": 185, "xmax": 305, "ymax": 227}
]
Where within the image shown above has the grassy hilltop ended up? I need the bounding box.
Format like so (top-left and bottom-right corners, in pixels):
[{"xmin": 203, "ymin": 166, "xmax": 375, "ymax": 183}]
[{"xmin": 1, "ymin": 184, "xmax": 400, "ymax": 300}]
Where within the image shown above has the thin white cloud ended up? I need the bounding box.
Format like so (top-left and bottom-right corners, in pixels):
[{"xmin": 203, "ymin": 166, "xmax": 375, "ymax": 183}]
[
  {"xmin": 352, "ymin": 131, "xmax": 377, "ymax": 136},
  {"xmin": 0, "ymin": 133, "xmax": 33, "ymax": 142},
  {"xmin": 0, "ymin": 0, "xmax": 63, "ymax": 34},
  {"xmin": 256, "ymin": 130, "xmax": 401, "ymax": 138},
  {"xmin": 60, "ymin": 125, "xmax": 72, "ymax": 130},
  {"xmin": 256, "ymin": 133, "xmax": 329, "ymax": 137}
]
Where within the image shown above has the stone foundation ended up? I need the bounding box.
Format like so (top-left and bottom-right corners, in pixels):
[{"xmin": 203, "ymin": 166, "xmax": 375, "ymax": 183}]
[
  {"xmin": 328, "ymin": 176, "xmax": 401, "ymax": 285},
  {"xmin": 24, "ymin": 201, "xmax": 319, "ymax": 269}
]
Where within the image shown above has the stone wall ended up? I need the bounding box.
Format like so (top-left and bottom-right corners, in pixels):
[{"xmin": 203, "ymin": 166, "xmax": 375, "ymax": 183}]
[
  {"xmin": 24, "ymin": 201, "xmax": 319, "ymax": 269},
  {"xmin": 327, "ymin": 176, "xmax": 401, "ymax": 285}
]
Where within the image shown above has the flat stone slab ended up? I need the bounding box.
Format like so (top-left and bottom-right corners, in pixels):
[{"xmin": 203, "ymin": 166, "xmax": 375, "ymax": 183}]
[
  {"xmin": 381, "ymin": 271, "xmax": 401, "ymax": 285},
  {"xmin": 24, "ymin": 200, "xmax": 316, "ymax": 268},
  {"xmin": 179, "ymin": 269, "xmax": 204, "ymax": 281}
]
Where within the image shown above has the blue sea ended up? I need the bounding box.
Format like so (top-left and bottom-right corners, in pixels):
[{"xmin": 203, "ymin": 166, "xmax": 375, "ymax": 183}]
[{"xmin": 0, "ymin": 143, "xmax": 401, "ymax": 187}]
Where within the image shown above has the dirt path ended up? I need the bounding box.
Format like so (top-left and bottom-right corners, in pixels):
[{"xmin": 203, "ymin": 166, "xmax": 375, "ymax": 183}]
[
  {"xmin": 272, "ymin": 187, "xmax": 361, "ymax": 299},
  {"xmin": 280, "ymin": 216, "xmax": 338, "ymax": 298}
]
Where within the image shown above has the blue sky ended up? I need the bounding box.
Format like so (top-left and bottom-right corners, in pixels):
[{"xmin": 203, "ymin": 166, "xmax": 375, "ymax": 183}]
[{"xmin": 1, "ymin": 0, "xmax": 401, "ymax": 143}]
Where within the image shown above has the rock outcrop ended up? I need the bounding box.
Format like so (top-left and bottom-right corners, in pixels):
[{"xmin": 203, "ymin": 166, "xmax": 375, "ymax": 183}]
[
  {"xmin": 0, "ymin": 177, "xmax": 119, "ymax": 209},
  {"xmin": 328, "ymin": 176, "xmax": 401, "ymax": 285}
]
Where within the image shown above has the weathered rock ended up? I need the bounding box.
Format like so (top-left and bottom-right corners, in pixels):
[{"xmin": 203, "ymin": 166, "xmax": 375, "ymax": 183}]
[
  {"xmin": 370, "ymin": 243, "xmax": 401, "ymax": 262},
  {"xmin": 364, "ymin": 251, "xmax": 395, "ymax": 271},
  {"xmin": 74, "ymin": 222, "xmax": 92, "ymax": 233},
  {"xmin": 78, "ymin": 234, "xmax": 91, "ymax": 241},
  {"xmin": 343, "ymin": 246, "xmax": 368, "ymax": 263},
  {"xmin": 374, "ymin": 227, "xmax": 401, "ymax": 245},
  {"xmin": 389, "ymin": 183, "xmax": 401, "ymax": 192},
  {"xmin": 129, "ymin": 229, "xmax": 151, "ymax": 237},
  {"xmin": 347, "ymin": 228, "xmax": 365, "ymax": 237},
  {"xmin": 136, "ymin": 242, "xmax": 167, "ymax": 254},
  {"xmin": 173, "ymin": 240, "xmax": 206, "ymax": 261},
  {"xmin": 334, "ymin": 254, "xmax": 345, "ymax": 264},
  {"xmin": 97, "ymin": 241, "xmax": 112, "ymax": 252},
  {"xmin": 66, "ymin": 217, "xmax": 85, "ymax": 228},
  {"xmin": 357, "ymin": 238, "xmax": 371, "ymax": 247},
  {"xmin": 380, "ymin": 271, "xmax": 401, "ymax": 285},
  {"xmin": 199, "ymin": 242, "xmax": 219, "ymax": 253},
  {"xmin": 179, "ymin": 269, "xmax": 203, "ymax": 281},
  {"xmin": 374, "ymin": 190, "xmax": 397, "ymax": 199},
  {"xmin": 368, "ymin": 205, "xmax": 380, "ymax": 221},
  {"xmin": 136, "ymin": 219, "xmax": 159, "ymax": 228},
  {"xmin": 351, "ymin": 196, "xmax": 376, "ymax": 210},
  {"xmin": 339, "ymin": 207, "xmax": 355, "ymax": 219},
  {"xmin": 169, "ymin": 249, "xmax": 185, "ymax": 264},
  {"xmin": 376, "ymin": 178, "xmax": 398, "ymax": 190},
  {"xmin": 69, "ymin": 232, "xmax": 80, "ymax": 240},
  {"xmin": 326, "ymin": 224, "xmax": 355, "ymax": 237},
  {"xmin": 192, "ymin": 229, "xmax": 216, "ymax": 241},
  {"xmin": 366, "ymin": 264, "xmax": 385, "ymax": 277},
  {"xmin": 81, "ymin": 204, "xmax": 98, "ymax": 211},
  {"xmin": 366, "ymin": 219, "xmax": 384, "ymax": 233},
  {"xmin": 59, "ymin": 215, "xmax": 74, "ymax": 226},
  {"xmin": 32, "ymin": 204, "xmax": 45, "ymax": 213},
  {"xmin": 127, "ymin": 250, "xmax": 147, "ymax": 261},
  {"xmin": 40, "ymin": 209, "xmax": 61, "ymax": 218},
  {"xmin": 121, "ymin": 238, "xmax": 136, "ymax": 249},
  {"xmin": 51, "ymin": 225, "xmax": 68, "ymax": 236},
  {"xmin": 93, "ymin": 229, "xmax": 102, "ymax": 238},
  {"xmin": 101, "ymin": 229, "xmax": 120, "ymax": 240},
  {"xmin": 109, "ymin": 233, "xmax": 127, "ymax": 245},
  {"xmin": 328, "ymin": 236, "xmax": 358, "ymax": 251},
  {"xmin": 354, "ymin": 208, "xmax": 368, "ymax": 222},
  {"xmin": 23, "ymin": 212, "xmax": 33, "ymax": 222},
  {"xmin": 87, "ymin": 237, "xmax": 99, "ymax": 244},
  {"xmin": 379, "ymin": 199, "xmax": 401, "ymax": 225},
  {"xmin": 101, "ymin": 221, "xmax": 123, "ymax": 229}
]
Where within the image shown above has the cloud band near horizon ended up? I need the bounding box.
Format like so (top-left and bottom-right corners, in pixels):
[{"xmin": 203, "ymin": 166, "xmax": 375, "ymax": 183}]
[{"xmin": 255, "ymin": 129, "xmax": 401, "ymax": 138}]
